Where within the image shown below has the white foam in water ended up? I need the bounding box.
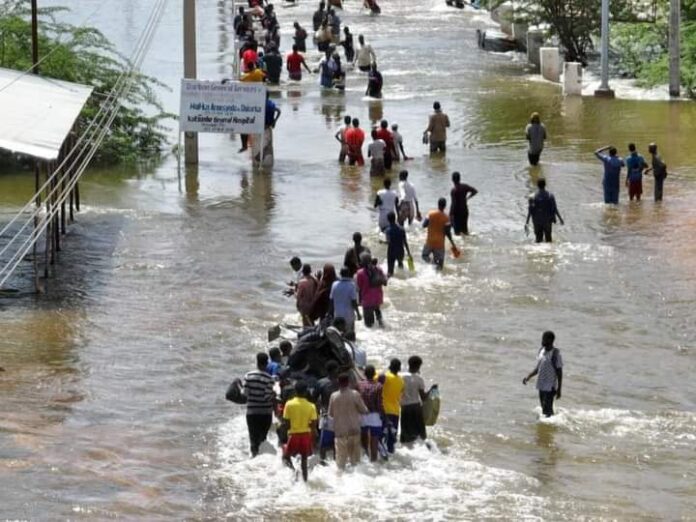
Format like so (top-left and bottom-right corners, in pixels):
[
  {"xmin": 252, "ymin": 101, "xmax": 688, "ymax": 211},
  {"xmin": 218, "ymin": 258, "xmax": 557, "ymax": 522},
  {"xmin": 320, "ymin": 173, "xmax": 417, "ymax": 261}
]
[
  {"xmin": 211, "ymin": 416, "xmax": 546, "ymax": 519},
  {"xmin": 538, "ymin": 408, "xmax": 696, "ymax": 448},
  {"xmin": 581, "ymin": 71, "xmax": 679, "ymax": 101}
]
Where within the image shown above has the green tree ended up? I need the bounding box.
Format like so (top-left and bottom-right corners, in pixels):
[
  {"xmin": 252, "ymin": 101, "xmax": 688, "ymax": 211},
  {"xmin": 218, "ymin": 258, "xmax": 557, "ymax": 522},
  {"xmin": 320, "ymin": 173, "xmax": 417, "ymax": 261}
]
[
  {"xmin": 0, "ymin": 1, "xmax": 173, "ymax": 164},
  {"xmin": 516, "ymin": 0, "xmax": 633, "ymax": 64},
  {"xmin": 613, "ymin": 1, "xmax": 696, "ymax": 97}
]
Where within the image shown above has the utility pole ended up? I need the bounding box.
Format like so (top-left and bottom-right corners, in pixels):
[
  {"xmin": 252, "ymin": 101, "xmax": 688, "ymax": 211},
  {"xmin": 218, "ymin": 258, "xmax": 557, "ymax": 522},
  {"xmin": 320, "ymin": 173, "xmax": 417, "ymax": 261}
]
[
  {"xmin": 183, "ymin": 0, "xmax": 199, "ymax": 165},
  {"xmin": 595, "ymin": 0, "xmax": 614, "ymax": 98},
  {"xmin": 669, "ymin": 0, "xmax": 680, "ymax": 98},
  {"xmin": 31, "ymin": 0, "xmax": 42, "ymax": 291},
  {"xmin": 30, "ymin": 0, "xmax": 39, "ymax": 73}
]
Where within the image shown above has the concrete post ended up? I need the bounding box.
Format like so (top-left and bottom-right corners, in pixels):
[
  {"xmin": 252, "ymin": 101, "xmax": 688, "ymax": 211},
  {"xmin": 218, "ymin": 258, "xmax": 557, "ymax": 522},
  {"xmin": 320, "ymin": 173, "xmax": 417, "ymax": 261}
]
[
  {"xmin": 512, "ymin": 22, "xmax": 528, "ymax": 51},
  {"xmin": 669, "ymin": 0, "xmax": 680, "ymax": 97},
  {"xmin": 563, "ymin": 62, "xmax": 583, "ymax": 95},
  {"xmin": 540, "ymin": 47, "xmax": 560, "ymax": 82},
  {"xmin": 595, "ymin": 0, "xmax": 614, "ymax": 98},
  {"xmin": 492, "ymin": 2, "xmax": 514, "ymax": 35},
  {"xmin": 526, "ymin": 30, "xmax": 544, "ymax": 70},
  {"xmin": 183, "ymin": 0, "xmax": 199, "ymax": 165}
]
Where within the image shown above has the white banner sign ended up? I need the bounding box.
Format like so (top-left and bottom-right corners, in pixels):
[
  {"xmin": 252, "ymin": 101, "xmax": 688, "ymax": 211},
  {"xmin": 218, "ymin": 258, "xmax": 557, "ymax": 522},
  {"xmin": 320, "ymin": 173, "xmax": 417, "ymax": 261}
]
[{"xmin": 179, "ymin": 80, "xmax": 266, "ymax": 134}]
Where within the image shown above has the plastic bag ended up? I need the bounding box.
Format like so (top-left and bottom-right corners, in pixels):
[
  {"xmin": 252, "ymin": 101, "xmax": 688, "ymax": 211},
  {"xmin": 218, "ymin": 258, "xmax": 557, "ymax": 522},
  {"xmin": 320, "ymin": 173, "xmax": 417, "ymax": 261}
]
[
  {"xmin": 225, "ymin": 378, "xmax": 247, "ymax": 404},
  {"xmin": 422, "ymin": 386, "xmax": 440, "ymax": 426}
]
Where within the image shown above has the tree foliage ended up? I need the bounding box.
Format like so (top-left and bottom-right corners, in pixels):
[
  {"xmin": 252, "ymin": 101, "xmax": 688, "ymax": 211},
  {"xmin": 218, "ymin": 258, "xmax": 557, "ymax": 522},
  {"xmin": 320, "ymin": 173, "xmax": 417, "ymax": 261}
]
[
  {"xmin": 0, "ymin": 0, "xmax": 173, "ymax": 165},
  {"xmin": 516, "ymin": 0, "xmax": 634, "ymax": 64},
  {"xmin": 613, "ymin": 1, "xmax": 696, "ymax": 97}
]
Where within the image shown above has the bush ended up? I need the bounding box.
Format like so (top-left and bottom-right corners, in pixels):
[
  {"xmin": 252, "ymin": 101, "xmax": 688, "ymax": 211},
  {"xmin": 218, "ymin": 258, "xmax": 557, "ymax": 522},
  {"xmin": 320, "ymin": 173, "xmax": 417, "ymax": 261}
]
[
  {"xmin": 612, "ymin": 1, "xmax": 696, "ymax": 97},
  {"xmin": 0, "ymin": 1, "xmax": 173, "ymax": 165}
]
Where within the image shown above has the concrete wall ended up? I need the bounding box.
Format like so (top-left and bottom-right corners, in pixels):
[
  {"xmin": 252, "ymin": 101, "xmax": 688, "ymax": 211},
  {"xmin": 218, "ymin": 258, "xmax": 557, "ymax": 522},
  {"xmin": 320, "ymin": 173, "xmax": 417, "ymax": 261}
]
[
  {"xmin": 540, "ymin": 47, "xmax": 561, "ymax": 82},
  {"xmin": 527, "ymin": 30, "xmax": 544, "ymax": 70},
  {"xmin": 492, "ymin": 2, "xmax": 514, "ymax": 35},
  {"xmin": 563, "ymin": 62, "xmax": 583, "ymax": 95}
]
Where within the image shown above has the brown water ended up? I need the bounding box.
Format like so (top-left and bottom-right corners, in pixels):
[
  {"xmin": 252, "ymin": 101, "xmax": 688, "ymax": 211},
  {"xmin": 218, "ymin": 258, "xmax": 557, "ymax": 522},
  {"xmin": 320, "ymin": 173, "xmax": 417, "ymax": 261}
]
[{"xmin": 1, "ymin": 0, "xmax": 696, "ymax": 519}]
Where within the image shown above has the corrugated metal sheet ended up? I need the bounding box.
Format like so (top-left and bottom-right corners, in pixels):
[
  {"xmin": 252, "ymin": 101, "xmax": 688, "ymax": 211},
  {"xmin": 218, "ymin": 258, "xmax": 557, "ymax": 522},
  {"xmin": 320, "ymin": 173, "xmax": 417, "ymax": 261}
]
[{"xmin": 0, "ymin": 67, "xmax": 93, "ymax": 160}]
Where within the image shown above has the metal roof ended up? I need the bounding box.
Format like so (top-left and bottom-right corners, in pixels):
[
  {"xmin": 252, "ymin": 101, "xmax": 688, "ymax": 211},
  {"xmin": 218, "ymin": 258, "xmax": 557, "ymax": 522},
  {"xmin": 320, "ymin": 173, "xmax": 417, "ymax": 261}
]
[{"xmin": 0, "ymin": 67, "xmax": 93, "ymax": 161}]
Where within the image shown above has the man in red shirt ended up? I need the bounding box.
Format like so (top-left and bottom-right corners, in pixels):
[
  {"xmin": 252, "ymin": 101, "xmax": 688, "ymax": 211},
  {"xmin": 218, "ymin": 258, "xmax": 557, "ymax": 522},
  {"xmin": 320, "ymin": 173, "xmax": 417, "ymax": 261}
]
[
  {"xmin": 241, "ymin": 45, "xmax": 258, "ymax": 73},
  {"xmin": 345, "ymin": 118, "xmax": 365, "ymax": 166},
  {"xmin": 375, "ymin": 119, "xmax": 395, "ymax": 171},
  {"xmin": 286, "ymin": 45, "xmax": 311, "ymax": 81}
]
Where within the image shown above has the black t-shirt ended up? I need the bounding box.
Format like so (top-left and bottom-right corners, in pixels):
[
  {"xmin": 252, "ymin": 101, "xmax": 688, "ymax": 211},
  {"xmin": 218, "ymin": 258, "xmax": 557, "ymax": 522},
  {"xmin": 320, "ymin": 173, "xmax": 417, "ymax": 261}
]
[
  {"xmin": 314, "ymin": 377, "xmax": 338, "ymax": 412},
  {"xmin": 529, "ymin": 190, "xmax": 558, "ymax": 225},
  {"xmin": 264, "ymin": 53, "xmax": 283, "ymax": 83}
]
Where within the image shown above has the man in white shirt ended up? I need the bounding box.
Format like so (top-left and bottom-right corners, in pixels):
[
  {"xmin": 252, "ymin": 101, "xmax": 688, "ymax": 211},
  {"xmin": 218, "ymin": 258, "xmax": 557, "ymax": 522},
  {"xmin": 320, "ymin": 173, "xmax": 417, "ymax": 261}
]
[
  {"xmin": 400, "ymin": 355, "xmax": 434, "ymax": 444},
  {"xmin": 334, "ymin": 115, "xmax": 352, "ymax": 163},
  {"xmin": 391, "ymin": 123, "xmax": 411, "ymax": 162},
  {"xmin": 397, "ymin": 170, "xmax": 421, "ymax": 226},
  {"xmin": 368, "ymin": 130, "xmax": 386, "ymax": 177},
  {"xmin": 374, "ymin": 177, "xmax": 399, "ymax": 231},
  {"xmin": 354, "ymin": 34, "xmax": 376, "ymax": 72}
]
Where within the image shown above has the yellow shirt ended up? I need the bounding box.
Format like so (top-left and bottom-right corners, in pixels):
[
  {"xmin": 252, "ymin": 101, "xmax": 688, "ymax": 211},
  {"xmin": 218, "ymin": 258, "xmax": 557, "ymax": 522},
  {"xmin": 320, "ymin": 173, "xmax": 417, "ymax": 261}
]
[
  {"xmin": 382, "ymin": 371, "xmax": 404, "ymax": 416},
  {"xmin": 283, "ymin": 396, "xmax": 317, "ymax": 434},
  {"xmin": 241, "ymin": 69, "xmax": 265, "ymax": 82}
]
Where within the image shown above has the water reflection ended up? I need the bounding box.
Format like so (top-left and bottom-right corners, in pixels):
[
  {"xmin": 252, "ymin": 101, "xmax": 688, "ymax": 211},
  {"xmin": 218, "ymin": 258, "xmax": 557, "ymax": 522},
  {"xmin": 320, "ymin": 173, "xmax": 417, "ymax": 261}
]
[
  {"xmin": 287, "ymin": 89, "xmax": 303, "ymax": 112},
  {"xmin": 240, "ymin": 168, "xmax": 275, "ymax": 218},
  {"xmin": 368, "ymin": 100, "xmax": 383, "ymax": 126},
  {"xmin": 318, "ymin": 90, "xmax": 346, "ymax": 127},
  {"xmin": 184, "ymin": 164, "xmax": 200, "ymax": 203},
  {"xmin": 338, "ymin": 164, "xmax": 365, "ymax": 208},
  {"xmin": 530, "ymin": 422, "xmax": 560, "ymax": 486}
]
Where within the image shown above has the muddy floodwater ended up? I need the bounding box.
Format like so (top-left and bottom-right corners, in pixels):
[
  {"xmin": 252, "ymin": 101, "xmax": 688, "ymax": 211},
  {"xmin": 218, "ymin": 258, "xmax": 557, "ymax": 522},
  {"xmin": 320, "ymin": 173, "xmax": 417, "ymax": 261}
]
[{"xmin": 1, "ymin": 0, "xmax": 695, "ymax": 519}]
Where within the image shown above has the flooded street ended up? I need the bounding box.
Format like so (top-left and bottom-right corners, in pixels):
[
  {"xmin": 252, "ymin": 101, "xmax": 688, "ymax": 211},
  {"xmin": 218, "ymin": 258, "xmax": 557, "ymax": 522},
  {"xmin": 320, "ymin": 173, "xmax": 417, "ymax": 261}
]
[{"xmin": 1, "ymin": 0, "xmax": 696, "ymax": 519}]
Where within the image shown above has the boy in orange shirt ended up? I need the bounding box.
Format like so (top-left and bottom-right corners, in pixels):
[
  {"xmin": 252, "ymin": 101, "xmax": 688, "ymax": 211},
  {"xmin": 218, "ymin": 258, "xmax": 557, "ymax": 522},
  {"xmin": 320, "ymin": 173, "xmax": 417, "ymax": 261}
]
[{"xmin": 422, "ymin": 197, "xmax": 457, "ymax": 269}]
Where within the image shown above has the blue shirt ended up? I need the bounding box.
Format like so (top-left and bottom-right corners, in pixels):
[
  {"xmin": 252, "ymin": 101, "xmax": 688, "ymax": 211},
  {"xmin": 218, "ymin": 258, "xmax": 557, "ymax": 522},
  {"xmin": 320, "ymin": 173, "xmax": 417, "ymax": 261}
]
[
  {"xmin": 266, "ymin": 361, "xmax": 281, "ymax": 376},
  {"xmin": 265, "ymin": 99, "xmax": 277, "ymax": 127},
  {"xmin": 384, "ymin": 223, "xmax": 406, "ymax": 257},
  {"xmin": 329, "ymin": 278, "xmax": 357, "ymax": 322},
  {"xmin": 596, "ymin": 153, "xmax": 624, "ymax": 187},
  {"xmin": 625, "ymin": 152, "xmax": 646, "ymax": 183}
]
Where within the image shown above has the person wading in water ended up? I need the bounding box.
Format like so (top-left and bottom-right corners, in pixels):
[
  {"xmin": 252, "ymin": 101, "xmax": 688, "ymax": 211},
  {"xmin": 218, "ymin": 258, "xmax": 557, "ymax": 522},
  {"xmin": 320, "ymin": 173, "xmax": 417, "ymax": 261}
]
[{"xmin": 523, "ymin": 331, "xmax": 563, "ymax": 418}]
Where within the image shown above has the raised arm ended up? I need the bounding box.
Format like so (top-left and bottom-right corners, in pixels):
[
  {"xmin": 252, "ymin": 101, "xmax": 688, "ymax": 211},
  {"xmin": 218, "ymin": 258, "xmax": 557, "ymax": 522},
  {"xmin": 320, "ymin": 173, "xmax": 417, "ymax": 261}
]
[{"xmin": 594, "ymin": 145, "xmax": 609, "ymax": 159}]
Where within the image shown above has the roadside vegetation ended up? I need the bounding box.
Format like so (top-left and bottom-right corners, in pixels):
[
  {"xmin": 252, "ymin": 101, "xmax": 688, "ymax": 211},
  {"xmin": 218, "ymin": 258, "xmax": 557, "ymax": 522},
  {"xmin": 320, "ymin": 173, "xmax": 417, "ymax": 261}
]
[
  {"xmin": 0, "ymin": 0, "xmax": 173, "ymax": 166},
  {"xmin": 483, "ymin": 0, "xmax": 696, "ymax": 97}
]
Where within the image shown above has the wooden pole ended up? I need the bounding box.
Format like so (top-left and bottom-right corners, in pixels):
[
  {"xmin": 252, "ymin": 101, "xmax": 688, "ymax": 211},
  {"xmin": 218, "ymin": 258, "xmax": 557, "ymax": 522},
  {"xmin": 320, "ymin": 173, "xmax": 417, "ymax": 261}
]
[
  {"xmin": 30, "ymin": 0, "xmax": 39, "ymax": 73},
  {"xmin": 68, "ymin": 135, "xmax": 74, "ymax": 222},
  {"xmin": 53, "ymin": 163, "xmax": 60, "ymax": 253},
  {"xmin": 669, "ymin": 0, "xmax": 681, "ymax": 97},
  {"xmin": 31, "ymin": 0, "xmax": 41, "ymax": 291},
  {"xmin": 59, "ymin": 144, "xmax": 67, "ymax": 235},
  {"xmin": 43, "ymin": 165, "xmax": 51, "ymax": 277},
  {"xmin": 183, "ymin": 0, "xmax": 199, "ymax": 165}
]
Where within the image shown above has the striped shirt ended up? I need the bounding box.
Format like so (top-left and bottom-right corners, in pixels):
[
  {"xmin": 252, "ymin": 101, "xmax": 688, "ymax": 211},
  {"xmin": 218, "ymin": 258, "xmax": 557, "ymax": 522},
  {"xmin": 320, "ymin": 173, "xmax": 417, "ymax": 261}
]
[
  {"xmin": 243, "ymin": 370, "xmax": 275, "ymax": 415},
  {"xmin": 536, "ymin": 348, "xmax": 563, "ymax": 392}
]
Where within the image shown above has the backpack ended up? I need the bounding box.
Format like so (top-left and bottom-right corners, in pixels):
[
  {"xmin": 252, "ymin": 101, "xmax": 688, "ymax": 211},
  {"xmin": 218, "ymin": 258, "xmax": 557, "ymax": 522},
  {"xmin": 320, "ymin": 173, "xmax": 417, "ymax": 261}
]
[
  {"xmin": 225, "ymin": 378, "xmax": 247, "ymax": 404},
  {"xmin": 367, "ymin": 265, "xmax": 386, "ymax": 287},
  {"xmin": 422, "ymin": 386, "xmax": 441, "ymax": 426}
]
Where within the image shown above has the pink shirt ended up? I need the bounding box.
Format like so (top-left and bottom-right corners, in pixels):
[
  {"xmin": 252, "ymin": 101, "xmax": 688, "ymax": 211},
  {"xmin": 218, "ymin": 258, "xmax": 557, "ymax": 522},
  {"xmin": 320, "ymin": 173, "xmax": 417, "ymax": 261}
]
[{"xmin": 356, "ymin": 267, "xmax": 384, "ymax": 308}]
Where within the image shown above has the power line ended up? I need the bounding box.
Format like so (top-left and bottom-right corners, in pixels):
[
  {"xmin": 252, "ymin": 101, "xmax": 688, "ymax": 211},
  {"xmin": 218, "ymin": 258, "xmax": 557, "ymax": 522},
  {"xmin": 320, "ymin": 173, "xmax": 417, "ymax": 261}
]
[{"xmin": 0, "ymin": 0, "xmax": 168, "ymax": 289}]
